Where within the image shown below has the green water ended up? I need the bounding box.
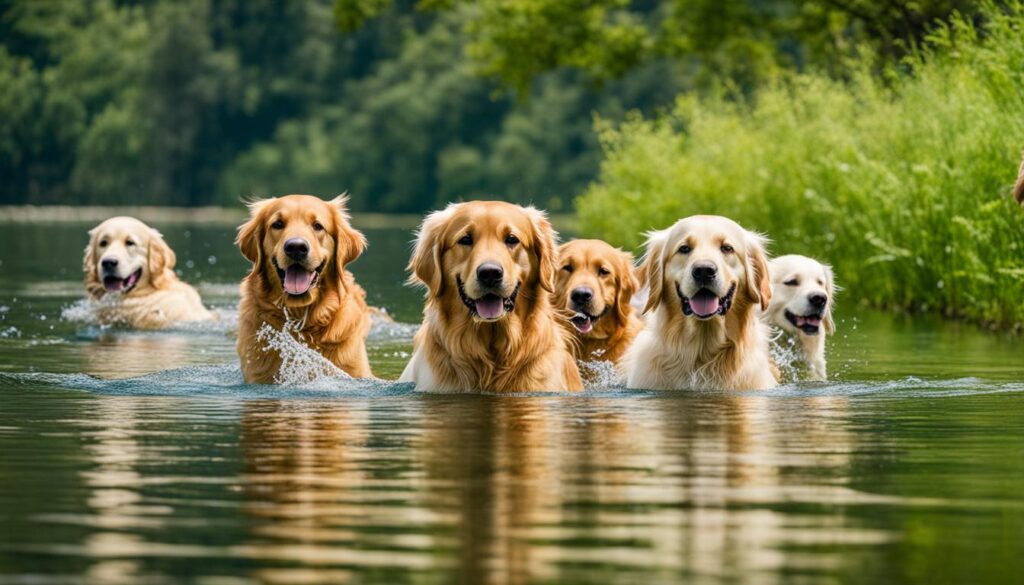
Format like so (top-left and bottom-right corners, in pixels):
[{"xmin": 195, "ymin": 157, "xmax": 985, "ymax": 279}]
[{"xmin": 0, "ymin": 220, "xmax": 1022, "ymax": 584}]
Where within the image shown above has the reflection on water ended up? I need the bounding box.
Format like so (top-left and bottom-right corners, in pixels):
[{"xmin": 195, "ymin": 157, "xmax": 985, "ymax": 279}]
[{"xmin": 1, "ymin": 220, "xmax": 1023, "ymax": 584}]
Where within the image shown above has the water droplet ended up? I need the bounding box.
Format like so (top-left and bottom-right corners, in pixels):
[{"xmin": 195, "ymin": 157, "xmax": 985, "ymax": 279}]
[{"xmin": 208, "ymin": 256, "xmax": 217, "ymax": 265}]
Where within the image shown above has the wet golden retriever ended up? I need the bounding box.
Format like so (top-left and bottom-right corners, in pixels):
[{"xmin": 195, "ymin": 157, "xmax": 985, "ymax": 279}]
[
  {"xmin": 554, "ymin": 239, "xmax": 643, "ymax": 366},
  {"xmin": 83, "ymin": 216, "xmax": 213, "ymax": 328},
  {"xmin": 399, "ymin": 201, "xmax": 583, "ymax": 392},
  {"xmin": 624, "ymin": 215, "xmax": 777, "ymax": 390},
  {"xmin": 236, "ymin": 195, "xmax": 372, "ymax": 384},
  {"xmin": 764, "ymin": 254, "xmax": 836, "ymax": 381}
]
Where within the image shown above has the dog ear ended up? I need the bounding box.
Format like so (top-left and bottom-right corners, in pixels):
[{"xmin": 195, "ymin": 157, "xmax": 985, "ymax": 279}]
[
  {"xmin": 236, "ymin": 198, "xmax": 272, "ymax": 271},
  {"xmin": 408, "ymin": 205, "xmax": 456, "ymax": 297},
  {"xmin": 744, "ymin": 231, "xmax": 772, "ymax": 312},
  {"xmin": 83, "ymin": 226, "xmax": 104, "ymax": 299},
  {"xmin": 147, "ymin": 227, "xmax": 176, "ymax": 289},
  {"xmin": 614, "ymin": 248, "xmax": 640, "ymax": 324},
  {"xmin": 524, "ymin": 206, "xmax": 558, "ymax": 294},
  {"xmin": 640, "ymin": 230, "xmax": 668, "ymax": 315},
  {"xmin": 1015, "ymin": 153, "xmax": 1024, "ymax": 204},
  {"xmin": 823, "ymin": 263, "xmax": 837, "ymax": 335},
  {"xmin": 330, "ymin": 194, "xmax": 367, "ymax": 273}
]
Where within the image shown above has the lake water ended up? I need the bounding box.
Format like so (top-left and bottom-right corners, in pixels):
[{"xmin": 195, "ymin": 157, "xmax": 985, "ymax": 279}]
[{"xmin": 1, "ymin": 219, "xmax": 1022, "ymax": 584}]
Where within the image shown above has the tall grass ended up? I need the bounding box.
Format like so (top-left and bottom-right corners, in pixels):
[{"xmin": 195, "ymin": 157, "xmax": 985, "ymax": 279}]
[{"xmin": 576, "ymin": 3, "xmax": 1024, "ymax": 329}]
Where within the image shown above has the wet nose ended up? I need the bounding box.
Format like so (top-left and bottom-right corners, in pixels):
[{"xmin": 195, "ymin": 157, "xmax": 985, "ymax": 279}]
[
  {"xmin": 101, "ymin": 258, "xmax": 118, "ymax": 271},
  {"xmin": 571, "ymin": 287, "xmax": 593, "ymax": 306},
  {"xmin": 808, "ymin": 292, "xmax": 828, "ymax": 308},
  {"xmin": 284, "ymin": 238, "xmax": 309, "ymax": 261},
  {"xmin": 476, "ymin": 263, "xmax": 504, "ymax": 288},
  {"xmin": 691, "ymin": 262, "xmax": 717, "ymax": 284}
]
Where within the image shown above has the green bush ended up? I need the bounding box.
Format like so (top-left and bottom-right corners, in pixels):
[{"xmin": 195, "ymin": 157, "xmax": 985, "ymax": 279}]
[{"xmin": 576, "ymin": 3, "xmax": 1024, "ymax": 328}]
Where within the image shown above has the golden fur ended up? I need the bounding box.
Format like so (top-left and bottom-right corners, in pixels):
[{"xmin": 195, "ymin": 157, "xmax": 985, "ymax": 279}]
[
  {"xmin": 236, "ymin": 194, "xmax": 372, "ymax": 384},
  {"xmin": 624, "ymin": 215, "xmax": 778, "ymax": 390},
  {"xmin": 399, "ymin": 201, "xmax": 583, "ymax": 392},
  {"xmin": 764, "ymin": 255, "xmax": 836, "ymax": 381},
  {"xmin": 83, "ymin": 216, "xmax": 213, "ymax": 328},
  {"xmin": 554, "ymin": 239, "xmax": 643, "ymax": 367},
  {"xmin": 1015, "ymin": 151, "xmax": 1023, "ymax": 204}
]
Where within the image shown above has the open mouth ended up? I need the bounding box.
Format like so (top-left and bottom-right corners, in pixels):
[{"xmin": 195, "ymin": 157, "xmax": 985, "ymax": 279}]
[
  {"xmin": 274, "ymin": 259, "xmax": 324, "ymax": 296},
  {"xmin": 678, "ymin": 283, "xmax": 736, "ymax": 320},
  {"xmin": 785, "ymin": 309, "xmax": 823, "ymax": 335},
  {"xmin": 457, "ymin": 275, "xmax": 519, "ymax": 321},
  {"xmin": 569, "ymin": 308, "xmax": 606, "ymax": 335},
  {"xmin": 102, "ymin": 268, "xmax": 142, "ymax": 294}
]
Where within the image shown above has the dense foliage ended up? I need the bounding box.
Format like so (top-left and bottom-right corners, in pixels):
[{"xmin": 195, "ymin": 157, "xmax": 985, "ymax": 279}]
[{"xmin": 577, "ymin": 4, "xmax": 1024, "ymax": 327}]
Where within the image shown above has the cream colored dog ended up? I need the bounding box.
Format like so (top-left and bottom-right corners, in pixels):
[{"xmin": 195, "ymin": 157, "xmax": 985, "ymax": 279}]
[
  {"xmin": 83, "ymin": 217, "xmax": 213, "ymax": 328},
  {"xmin": 764, "ymin": 255, "xmax": 836, "ymax": 381},
  {"xmin": 624, "ymin": 215, "xmax": 777, "ymax": 390}
]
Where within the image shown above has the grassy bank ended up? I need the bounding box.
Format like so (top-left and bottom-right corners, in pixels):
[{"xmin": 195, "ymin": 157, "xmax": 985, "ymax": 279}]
[{"xmin": 576, "ymin": 3, "xmax": 1024, "ymax": 329}]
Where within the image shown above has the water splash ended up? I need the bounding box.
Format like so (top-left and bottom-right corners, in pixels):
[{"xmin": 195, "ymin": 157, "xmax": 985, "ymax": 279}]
[
  {"xmin": 769, "ymin": 330, "xmax": 807, "ymax": 382},
  {"xmin": 254, "ymin": 320, "xmax": 352, "ymax": 386},
  {"xmin": 579, "ymin": 359, "xmax": 627, "ymax": 390}
]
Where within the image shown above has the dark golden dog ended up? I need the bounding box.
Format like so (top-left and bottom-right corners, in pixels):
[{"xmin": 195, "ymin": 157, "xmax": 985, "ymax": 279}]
[
  {"xmin": 236, "ymin": 194, "xmax": 372, "ymax": 384},
  {"xmin": 554, "ymin": 239, "xmax": 642, "ymax": 366},
  {"xmin": 399, "ymin": 201, "xmax": 583, "ymax": 392}
]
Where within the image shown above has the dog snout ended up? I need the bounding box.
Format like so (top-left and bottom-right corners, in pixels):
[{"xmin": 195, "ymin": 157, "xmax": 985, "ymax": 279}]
[
  {"xmin": 284, "ymin": 238, "xmax": 309, "ymax": 261},
  {"xmin": 808, "ymin": 292, "xmax": 828, "ymax": 308},
  {"xmin": 691, "ymin": 262, "xmax": 717, "ymax": 285},
  {"xmin": 476, "ymin": 263, "xmax": 504, "ymax": 288},
  {"xmin": 570, "ymin": 287, "xmax": 593, "ymax": 307},
  {"xmin": 101, "ymin": 258, "xmax": 119, "ymax": 271}
]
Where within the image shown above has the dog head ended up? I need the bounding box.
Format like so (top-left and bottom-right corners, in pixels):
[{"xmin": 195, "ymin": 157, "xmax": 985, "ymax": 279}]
[
  {"xmin": 408, "ymin": 201, "xmax": 557, "ymax": 323},
  {"xmin": 236, "ymin": 194, "xmax": 366, "ymax": 308},
  {"xmin": 767, "ymin": 255, "xmax": 836, "ymax": 336},
  {"xmin": 555, "ymin": 239, "xmax": 639, "ymax": 337},
  {"xmin": 84, "ymin": 217, "xmax": 176, "ymax": 299},
  {"xmin": 639, "ymin": 215, "xmax": 771, "ymax": 320}
]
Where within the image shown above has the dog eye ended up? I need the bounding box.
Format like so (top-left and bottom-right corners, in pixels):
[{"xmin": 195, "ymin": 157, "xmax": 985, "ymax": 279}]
[
  {"xmin": 720, "ymin": 244, "xmax": 734, "ymax": 254},
  {"xmin": 678, "ymin": 245, "xmax": 691, "ymax": 254},
  {"xmin": 312, "ymin": 221, "xmax": 324, "ymax": 232},
  {"xmin": 598, "ymin": 267, "xmax": 611, "ymax": 276},
  {"xmin": 271, "ymin": 219, "xmax": 285, "ymax": 230},
  {"xmin": 125, "ymin": 240, "xmax": 135, "ymax": 247},
  {"xmin": 562, "ymin": 265, "xmax": 573, "ymax": 273},
  {"xmin": 784, "ymin": 278, "xmax": 799, "ymax": 286},
  {"xmin": 505, "ymin": 234, "xmax": 519, "ymax": 246},
  {"xmin": 99, "ymin": 240, "xmax": 108, "ymax": 248},
  {"xmin": 457, "ymin": 234, "xmax": 473, "ymax": 246}
]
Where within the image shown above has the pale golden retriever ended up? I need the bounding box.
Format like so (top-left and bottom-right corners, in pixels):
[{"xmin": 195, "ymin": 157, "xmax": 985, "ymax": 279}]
[
  {"xmin": 83, "ymin": 217, "xmax": 213, "ymax": 328},
  {"xmin": 624, "ymin": 215, "xmax": 777, "ymax": 390},
  {"xmin": 554, "ymin": 239, "xmax": 643, "ymax": 366},
  {"xmin": 236, "ymin": 194, "xmax": 372, "ymax": 384},
  {"xmin": 764, "ymin": 255, "xmax": 836, "ymax": 381},
  {"xmin": 399, "ymin": 201, "xmax": 583, "ymax": 392}
]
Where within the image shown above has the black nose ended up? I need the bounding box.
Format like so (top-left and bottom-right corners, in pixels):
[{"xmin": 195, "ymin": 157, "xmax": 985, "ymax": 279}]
[
  {"xmin": 284, "ymin": 238, "xmax": 309, "ymax": 261},
  {"xmin": 571, "ymin": 287, "xmax": 593, "ymax": 306},
  {"xmin": 692, "ymin": 262, "xmax": 717, "ymax": 284},
  {"xmin": 808, "ymin": 292, "xmax": 828, "ymax": 308},
  {"xmin": 101, "ymin": 258, "xmax": 118, "ymax": 270},
  {"xmin": 476, "ymin": 263, "xmax": 504, "ymax": 288}
]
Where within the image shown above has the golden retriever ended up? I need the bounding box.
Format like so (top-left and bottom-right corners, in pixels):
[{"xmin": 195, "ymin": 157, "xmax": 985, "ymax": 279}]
[
  {"xmin": 83, "ymin": 216, "xmax": 213, "ymax": 328},
  {"xmin": 554, "ymin": 239, "xmax": 643, "ymax": 366},
  {"xmin": 764, "ymin": 255, "xmax": 836, "ymax": 381},
  {"xmin": 399, "ymin": 201, "xmax": 583, "ymax": 392},
  {"xmin": 624, "ymin": 215, "xmax": 777, "ymax": 390},
  {"xmin": 236, "ymin": 194, "xmax": 372, "ymax": 384}
]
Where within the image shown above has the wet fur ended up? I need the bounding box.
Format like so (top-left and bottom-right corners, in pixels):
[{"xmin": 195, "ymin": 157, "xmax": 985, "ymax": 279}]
[
  {"xmin": 83, "ymin": 217, "xmax": 212, "ymax": 328},
  {"xmin": 625, "ymin": 216, "xmax": 778, "ymax": 390},
  {"xmin": 236, "ymin": 195, "xmax": 372, "ymax": 384},
  {"xmin": 399, "ymin": 201, "xmax": 583, "ymax": 392},
  {"xmin": 554, "ymin": 239, "xmax": 643, "ymax": 368},
  {"xmin": 765, "ymin": 255, "xmax": 836, "ymax": 381}
]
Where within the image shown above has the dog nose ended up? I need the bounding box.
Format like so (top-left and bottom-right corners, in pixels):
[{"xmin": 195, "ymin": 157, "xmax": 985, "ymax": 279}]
[
  {"xmin": 476, "ymin": 263, "xmax": 504, "ymax": 288},
  {"xmin": 101, "ymin": 258, "xmax": 118, "ymax": 270},
  {"xmin": 284, "ymin": 238, "xmax": 309, "ymax": 261},
  {"xmin": 691, "ymin": 262, "xmax": 717, "ymax": 284},
  {"xmin": 808, "ymin": 292, "xmax": 828, "ymax": 308},
  {"xmin": 570, "ymin": 287, "xmax": 593, "ymax": 306}
]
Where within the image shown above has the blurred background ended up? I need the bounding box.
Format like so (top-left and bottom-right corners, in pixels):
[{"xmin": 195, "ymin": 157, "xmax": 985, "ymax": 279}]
[{"xmin": 1, "ymin": 0, "xmax": 1022, "ymax": 327}]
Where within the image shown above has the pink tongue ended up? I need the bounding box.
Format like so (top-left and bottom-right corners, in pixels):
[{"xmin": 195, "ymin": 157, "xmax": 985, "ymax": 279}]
[
  {"xmin": 104, "ymin": 277, "xmax": 123, "ymax": 292},
  {"xmin": 576, "ymin": 318, "xmax": 594, "ymax": 334},
  {"xmin": 284, "ymin": 265, "xmax": 314, "ymax": 295},
  {"xmin": 689, "ymin": 291, "xmax": 720, "ymax": 317},
  {"xmin": 798, "ymin": 316, "xmax": 822, "ymax": 327},
  {"xmin": 475, "ymin": 295, "xmax": 505, "ymax": 319}
]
